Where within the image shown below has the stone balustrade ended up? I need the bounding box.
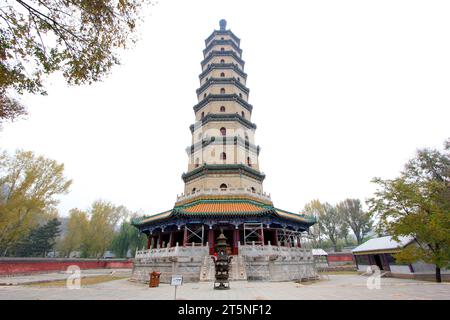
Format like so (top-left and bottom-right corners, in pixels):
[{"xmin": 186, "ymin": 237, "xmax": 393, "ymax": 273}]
[
  {"xmin": 238, "ymin": 242, "xmax": 313, "ymax": 260},
  {"xmin": 135, "ymin": 243, "xmax": 209, "ymax": 260},
  {"xmin": 176, "ymin": 187, "xmax": 271, "ymax": 203}
]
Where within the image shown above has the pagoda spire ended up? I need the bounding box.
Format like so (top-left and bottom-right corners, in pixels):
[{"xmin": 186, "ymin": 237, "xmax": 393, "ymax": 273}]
[{"xmin": 219, "ymin": 19, "xmax": 227, "ymax": 31}]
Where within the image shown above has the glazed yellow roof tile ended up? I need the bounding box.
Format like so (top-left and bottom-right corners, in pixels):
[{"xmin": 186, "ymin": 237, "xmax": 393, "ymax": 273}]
[
  {"xmin": 132, "ymin": 199, "xmax": 317, "ymax": 226},
  {"xmin": 183, "ymin": 202, "xmax": 265, "ymax": 213},
  {"xmin": 139, "ymin": 210, "xmax": 172, "ymax": 224},
  {"xmin": 275, "ymin": 209, "xmax": 307, "ymax": 222}
]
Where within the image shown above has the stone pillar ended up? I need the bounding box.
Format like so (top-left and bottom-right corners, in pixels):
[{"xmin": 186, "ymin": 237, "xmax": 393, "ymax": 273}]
[
  {"xmin": 208, "ymin": 229, "xmax": 214, "ymax": 255},
  {"xmin": 183, "ymin": 225, "xmax": 188, "ymax": 247},
  {"xmin": 233, "ymin": 228, "xmax": 239, "ymax": 255}
]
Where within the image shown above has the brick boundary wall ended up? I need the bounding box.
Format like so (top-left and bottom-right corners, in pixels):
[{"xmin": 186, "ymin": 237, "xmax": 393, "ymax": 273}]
[
  {"xmin": 322, "ymin": 265, "xmax": 357, "ymax": 272},
  {"xmin": 0, "ymin": 258, "xmax": 133, "ymax": 276},
  {"xmin": 327, "ymin": 253, "xmax": 355, "ymax": 266}
]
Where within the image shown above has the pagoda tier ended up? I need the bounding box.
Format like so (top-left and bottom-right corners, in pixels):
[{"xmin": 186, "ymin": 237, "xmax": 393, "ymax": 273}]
[
  {"xmin": 193, "ymin": 93, "xmax": 252, "ymax": 113},
  {"xmin": 199, "ymin": 63, "xmax": 247, "ymax": 82},
  {"xmin": 203, "ymin": 39, "xmax": 243, "ymax": 57},
  {"xmin": 186, "ymin": 136, "xmax": 260, "ymax": 155}
]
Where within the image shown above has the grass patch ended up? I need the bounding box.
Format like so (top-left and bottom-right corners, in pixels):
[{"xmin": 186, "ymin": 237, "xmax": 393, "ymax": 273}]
[
  {"xmin": 296, "ymin": 280, "xmax": 321, "ymax": 285},
  {"xmin": 26, "ymin": 275, "xmax": 127, "ymax": 287},
  {"xmin": 319, "ymin": 271, "xmax": 359, "ymax": 275}
]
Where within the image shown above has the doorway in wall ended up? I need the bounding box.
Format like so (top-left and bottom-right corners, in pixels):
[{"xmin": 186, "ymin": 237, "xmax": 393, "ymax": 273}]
[{"xmin": 373, "ymin": 254, "xmax": 384, "ymax": 270}]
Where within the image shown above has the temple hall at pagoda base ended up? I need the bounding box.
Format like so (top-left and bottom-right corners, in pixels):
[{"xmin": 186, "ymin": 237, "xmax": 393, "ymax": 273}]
[{"xmin": 131, "ymin": 189, "xmax": 318, "ymax": 283}]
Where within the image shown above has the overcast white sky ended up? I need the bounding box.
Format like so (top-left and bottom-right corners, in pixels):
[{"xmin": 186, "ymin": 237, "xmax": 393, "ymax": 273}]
[{"xmin": 1, "ymin": 0, "xmax": 449, "ymax": 216}]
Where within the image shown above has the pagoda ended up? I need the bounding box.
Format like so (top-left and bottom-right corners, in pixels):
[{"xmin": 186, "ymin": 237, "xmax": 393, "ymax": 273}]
[{"xmin": 132, "ymin": 20, "xmax": 317, "ymax": 283}]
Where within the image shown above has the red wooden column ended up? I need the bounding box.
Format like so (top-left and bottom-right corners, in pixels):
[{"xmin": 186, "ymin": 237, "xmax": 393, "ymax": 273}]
[
  {"xmin": 260, "ymin": 227, "xmax": 265, "ymax": 246},
  {"xmin": 297, "ymin": 236, "xmax": 302, "ymax": 248},
  {"xmin": 273, "ymin": 229, "xmax": 278, "ymax": 246},
  {"xmin": 208, "ymin": 229, "xmax": 214, "ymax": 255},
  {"xmin": 183, "ymin": 225, "xmax": 188, "ymax": 247},
  {"xmin": 169, "ymin": 231, "xmax": 174, "ymax": 247},
  {"xmin": 233, "ymin": 229, "xmax": 239, "ymax": 255},
  {"xmin": 147, "ymin": 235, "xmax": 151, "ymax": 249}
]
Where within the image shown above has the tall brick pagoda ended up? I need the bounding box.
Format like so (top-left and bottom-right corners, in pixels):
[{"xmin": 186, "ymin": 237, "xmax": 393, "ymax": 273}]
[{"xmin": 132, "ymin": 20, "xmax": 317, "ymax": 283}]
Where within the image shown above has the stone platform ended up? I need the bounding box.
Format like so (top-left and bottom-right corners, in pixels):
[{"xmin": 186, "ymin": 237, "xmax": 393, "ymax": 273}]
[{"xmin": 132, "ymin": 243, "xmax": 317, "ymax": 283}]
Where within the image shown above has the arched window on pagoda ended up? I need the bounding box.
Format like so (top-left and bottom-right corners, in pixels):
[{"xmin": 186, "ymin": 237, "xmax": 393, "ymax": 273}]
[
  {"xmin": 220, "ymin": 152, "xmax": 227, "ymax": 160},
  {"xmin": 251, "ymin": 187, "xmax": 256, "ymax": 193},
  {"xmin": 247, "ymin": 156, "xmax": 252, "ymax": 167},
  {"xmin": 241, "ymin": 111, "xmax": 245, "ymax": 118},
  {"xmin": 220, "ymin": 183, "xmax": 227, "ymax": 190},
  {"xmin": 220, "ymin": 127, "xmax": 226, "ymax": 136},
  {"xmin": 192, "ymin": 188, "xmax": 197, "ymax": 193},
  {"xmin": 201, "ymin": 112, "xmax": 205, "ymax": 119},
  {"xmin": 220, "ymin": 106, "xmax": 226, "ymax": 112},
  {"xmin": 195, "ymin": 158, "xmax": 200, "ymax": 168},
  {"xmin": 203, "ymin": 93, "xmax": 207, "ymax": 98},
  {"xmin": 237, "ymin": 77, "xmax": 241, "ymax": 82},
  {"xmin": 220, "ymin": 59, "xmax": 225, "ymax": 63},
  {"xmin": 220, "ymin": 88, "xmax": 226, "ymax": 94},
  {"xmin": 239, "ymin": 93, "xmax": 243, "ymax": 98},
  {"xmin": 220, "ymin": 72, "xmax": 225, "ymax": 77}
]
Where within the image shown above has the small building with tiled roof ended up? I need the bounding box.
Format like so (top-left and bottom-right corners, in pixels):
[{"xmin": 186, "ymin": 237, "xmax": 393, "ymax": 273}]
[{"xmin": 352, "ymin": 236, "xmax": 450, "ymax": 281}]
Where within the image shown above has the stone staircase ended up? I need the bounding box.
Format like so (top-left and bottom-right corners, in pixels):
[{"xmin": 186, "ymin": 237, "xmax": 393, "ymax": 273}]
[
  {"xmin": 230, "ymin": 255, "xmax": 247, "ymax": 280},
  {"xmin": 199, "ymin": 255, "xmax": 247, "ymax": 281},
  {"xmin": 199, "ymin": 255, "xmax": 215, "ymax": 281}
]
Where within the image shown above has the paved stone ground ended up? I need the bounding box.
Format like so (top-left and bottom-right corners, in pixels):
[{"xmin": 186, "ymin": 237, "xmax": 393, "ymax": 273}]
[
  {"xmin": 0, "ymin": 269, "xmax": 132, "ymax": 285},
  {"xmin": 0, "ymin": 274, "xmax": 449, "ymax": 300}
]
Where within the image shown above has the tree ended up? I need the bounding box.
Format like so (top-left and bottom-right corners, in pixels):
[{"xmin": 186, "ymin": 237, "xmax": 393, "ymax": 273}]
[
  {"xmin": 36, "ymin": 217, "xmax": 61, "ymax": 256},
  {"xmin": 303, "ymin": 200, "xmax": 323, "ymax": 248},
  {"xmin": 13, "ymin": 217, "xmax": 61, "ymax": 257},
  {"xmin": 0, "ymin": 149, "xmax": 72, "ymax": 255},
  {"xmin": 337, "ymin": 199, "xmax": 373, "ymax": 245},
  {"xmin": 337, "ymin": 218, "xmax": 351, "ymax": 247},
  {"xmin": 82, "ymin": 200, "xmax": 126, "ymax": 258},
  {"xmin": 111, "ymin": 218, "xmax": 147, "ymax": 258},
  {"xmin": 318, "ymin": 202, "xmax": 342, "ymax": 252},
  {"xmin": 0, "ymin": 92, "xmax": 27, "ymax": 126},
  {"xmin": 369, "ymin": 139, "xmax": 450, "ymax": 282},
  {"xmin": 0, "ymin": 0, "xmax": 152, "ymax": 125},
  {"xmin": 304, "ymin": 200, "xmax": 343, "ymax": 251},
  {"xmin": 57, "ymin": 208, "xmax": 89, "ymax": 257}
]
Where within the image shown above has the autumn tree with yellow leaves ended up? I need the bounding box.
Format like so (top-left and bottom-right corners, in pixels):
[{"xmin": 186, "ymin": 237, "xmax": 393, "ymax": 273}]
[{"xmin": 0, "ymin": 149, "xmax": 72, "ymax": 255}]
